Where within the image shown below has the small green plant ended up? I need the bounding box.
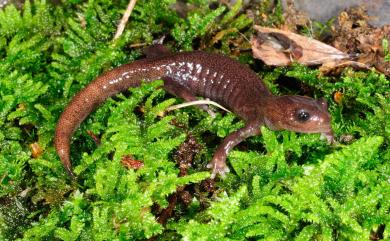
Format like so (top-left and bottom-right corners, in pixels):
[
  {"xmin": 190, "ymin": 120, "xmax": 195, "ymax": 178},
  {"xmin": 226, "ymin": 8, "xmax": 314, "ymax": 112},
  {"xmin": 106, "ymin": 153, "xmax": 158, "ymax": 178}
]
[
  {"xmin": 300, "ymin": 18, "xmax": 335, "ymax": 39},
  {"xmin": 172, "ymin": 132, "xmax": 388, "ymax": 240},
  {"xmin": 257, "ymin": 0, "xmax": 284, "ymax": 27}
]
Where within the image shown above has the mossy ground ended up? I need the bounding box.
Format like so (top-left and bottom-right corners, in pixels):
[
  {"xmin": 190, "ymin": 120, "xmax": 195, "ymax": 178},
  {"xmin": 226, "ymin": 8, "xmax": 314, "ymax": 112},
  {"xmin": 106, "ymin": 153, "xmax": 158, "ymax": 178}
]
[{"xmin": 0, "ymin": 1, "xmax": 389, "ymax": 240}]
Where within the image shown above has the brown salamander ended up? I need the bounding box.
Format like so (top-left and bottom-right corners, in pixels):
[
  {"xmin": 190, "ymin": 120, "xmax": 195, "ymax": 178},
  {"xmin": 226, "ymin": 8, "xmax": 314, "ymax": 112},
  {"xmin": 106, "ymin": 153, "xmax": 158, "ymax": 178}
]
[{"xmin": 55, "ymin": 45, "xmax": 334, "ymax": 178}]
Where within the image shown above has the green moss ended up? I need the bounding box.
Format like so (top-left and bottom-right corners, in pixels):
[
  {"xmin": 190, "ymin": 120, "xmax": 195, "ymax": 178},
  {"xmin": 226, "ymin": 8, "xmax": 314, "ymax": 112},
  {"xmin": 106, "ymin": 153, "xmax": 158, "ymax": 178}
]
[
  {"xmin": 0, "ymin": 1, "xmax": 389, "ymax": 240},
  {"xmin": 171, "ymin": 5, "xmax": 226, "ymax": 50},
  {"xmin": 172, "ymin": 136, "xmax": 388, "ymax": 240}
]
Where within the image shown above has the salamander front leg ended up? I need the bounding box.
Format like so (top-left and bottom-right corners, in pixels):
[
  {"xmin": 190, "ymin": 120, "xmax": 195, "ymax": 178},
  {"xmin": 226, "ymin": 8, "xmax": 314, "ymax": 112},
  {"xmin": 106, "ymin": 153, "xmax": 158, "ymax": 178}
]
[{"xmin": 207, "ymin": 121, "xmax": 261, "ymax": 178}]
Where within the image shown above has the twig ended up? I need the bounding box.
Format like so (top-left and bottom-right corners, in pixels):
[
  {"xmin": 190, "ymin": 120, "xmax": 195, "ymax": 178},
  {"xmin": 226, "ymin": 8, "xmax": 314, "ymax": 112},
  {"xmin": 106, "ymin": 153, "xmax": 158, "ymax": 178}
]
[
  {"xmin": 129, "ymin": 42, "xmax": 148, "ymax": 48},
  {"xmin": 114, "ymin": 0, "xmax": 137, "ymax": 40},
  {"xmin": 166, "ymin": 99, "xmax": 231, "ymax": 113},
  {"xmin": 0, "ymin": 171, "xmax": 7, "ymax": 185}
]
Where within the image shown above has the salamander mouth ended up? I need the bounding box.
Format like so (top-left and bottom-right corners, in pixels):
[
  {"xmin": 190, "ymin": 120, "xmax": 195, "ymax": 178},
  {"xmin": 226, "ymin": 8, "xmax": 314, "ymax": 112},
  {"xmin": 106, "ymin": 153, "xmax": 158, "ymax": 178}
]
[
  {"xmin": 294, "ymin": 124, "xmax": 332, "ymax": 134},
  {"xmin": 292, "ymin": 126, "xmax": 335, "ymax": 143},
  {"xmin": 293, "ymin": 112, "xmax": 333, "ymax": 134},
  {"xmin": 284, "ymin": 115, "xmax": 332, "ymax": 134}
]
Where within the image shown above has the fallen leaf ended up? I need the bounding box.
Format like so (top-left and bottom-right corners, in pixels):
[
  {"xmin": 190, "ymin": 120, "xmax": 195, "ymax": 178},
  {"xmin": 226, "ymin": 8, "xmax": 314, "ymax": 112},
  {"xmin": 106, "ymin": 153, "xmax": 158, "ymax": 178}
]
[
  {"xmin": 30, "ymin": 142, "xmax": 43, "ymax": 158},
  {"xmin": 281, "ymin": 0, "xmax": 311, "ymax": 32},
  {"xmin": 331, "ymin": 6, "xmax": 390, "ymax": 76},
  {"xmin": 252, "ymin": 26, "xmax": 349, "ymax": 66},
  {"xmin": 333, "ymin": 91, "xmax": 344, "ymax": 104},
  {"xmin": 121, "ymin": 155, "xmax": 144, "ymax": 169},
  {"xmin": 319, "ymin": 60, "xmax": 371, "ymax": 75},
  {"xmin": 86, "ymin": 130, "xmax": 101, "ymax": 145}
]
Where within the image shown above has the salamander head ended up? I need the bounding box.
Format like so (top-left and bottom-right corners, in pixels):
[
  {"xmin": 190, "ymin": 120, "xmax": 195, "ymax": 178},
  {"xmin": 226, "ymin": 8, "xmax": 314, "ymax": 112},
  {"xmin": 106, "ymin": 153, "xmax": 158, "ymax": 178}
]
[{"xmin": 262, "ymin": 96, "xmax": 334, "ymax": 142}]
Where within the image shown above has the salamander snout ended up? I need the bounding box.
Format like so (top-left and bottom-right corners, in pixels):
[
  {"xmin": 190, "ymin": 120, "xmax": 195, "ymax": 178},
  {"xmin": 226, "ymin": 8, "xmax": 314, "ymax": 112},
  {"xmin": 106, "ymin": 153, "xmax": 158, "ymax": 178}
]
[{"xmin": 263, "ymin": 96, "xmax": 334, "ymax": 141}]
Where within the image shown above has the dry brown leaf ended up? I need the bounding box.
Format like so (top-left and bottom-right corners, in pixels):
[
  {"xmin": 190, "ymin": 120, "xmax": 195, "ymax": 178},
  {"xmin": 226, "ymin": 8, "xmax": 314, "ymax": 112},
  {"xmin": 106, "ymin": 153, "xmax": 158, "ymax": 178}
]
[
  {"xmin": 30, "ymin": 142, "xmax": 43, "ymax": 158},
  {"xmin": 121, "ymin": 155, "xmax": 144, "ymax": 169},
  {"xmin": 333, "ymin": 91, "xmax": 344, "ymax": 104},
  {"xmin": 331, "ymin": 6, "xmax": 390, "ymax": 76},
  {"xmin": 252, "ymin": 26, "xmax": 349, "ymax": 66},
  {"xmin": 86, "ymin": 130, "xmax": 101, "ymax": 145},
  {"xmin": 281, "ymin": 0, "xmax": 311, "ymax": 32},
  {"xmin": 319, "ymin": 60, "xmax": 371, "ymax": 75}
]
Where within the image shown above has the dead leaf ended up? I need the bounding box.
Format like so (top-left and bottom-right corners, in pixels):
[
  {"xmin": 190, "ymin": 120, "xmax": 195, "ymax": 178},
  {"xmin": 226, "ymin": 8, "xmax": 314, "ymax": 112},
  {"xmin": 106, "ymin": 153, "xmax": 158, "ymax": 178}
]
[
  {"xmin": 30, "ymin": 142, "xmax": 43, "ymax": 158},
  {"xmin": 86, "ymin": 130, "xmax": 101, "ymax": 145},
  {"xmin": 281, "ymin": 0, "xmax": 311, "ymax": 32},
  {"xmin": 333, "ymin": 91, "xmax": 344, "ymax": 104},
  {"xmin": 252, "ymin": 26, "xmax": 349, "ymax": 66},
  {"xmin": 121, "ymin": 155, "xmax": 144, "ymax": 169},
  {"xmin": 319, "ymin": 60, "xmax": 371, "ymax": 75},
  {"xmin": 331, "ymin": 6, "xmax": 390, "ymax": 76}
]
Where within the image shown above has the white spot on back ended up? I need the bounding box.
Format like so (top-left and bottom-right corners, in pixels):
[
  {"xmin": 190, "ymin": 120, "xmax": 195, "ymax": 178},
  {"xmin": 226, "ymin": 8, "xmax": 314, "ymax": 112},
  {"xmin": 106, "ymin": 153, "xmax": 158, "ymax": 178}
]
[
  {"xmin": 187, "ymin": 62, "xmax": 194, "ymax": 71},
  {"xmin": 196, "ymin": 64, "xmax": 202, "ymax": 74}
]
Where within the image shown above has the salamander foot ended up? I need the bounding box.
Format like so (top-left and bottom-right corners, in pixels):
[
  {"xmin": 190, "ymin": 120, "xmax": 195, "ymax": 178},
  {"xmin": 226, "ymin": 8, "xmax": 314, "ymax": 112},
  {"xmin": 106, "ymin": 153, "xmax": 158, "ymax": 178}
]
[{"xmin": 207, "ymin": 158, "xmax": 230, "ymax": 179}]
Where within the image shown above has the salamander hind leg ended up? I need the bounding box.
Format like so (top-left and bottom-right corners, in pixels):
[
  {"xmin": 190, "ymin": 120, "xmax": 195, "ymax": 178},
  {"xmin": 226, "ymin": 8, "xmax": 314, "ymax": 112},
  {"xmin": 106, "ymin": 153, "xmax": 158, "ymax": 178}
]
[{"xmin": 207, "ymin": 121, "xmax": 261, "ymax": 178}]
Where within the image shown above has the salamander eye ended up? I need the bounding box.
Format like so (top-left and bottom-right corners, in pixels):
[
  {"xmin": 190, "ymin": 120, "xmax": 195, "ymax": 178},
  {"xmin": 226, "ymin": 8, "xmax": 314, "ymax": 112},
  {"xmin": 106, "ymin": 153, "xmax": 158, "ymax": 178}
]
[{"xmin": 296, "ymin": 109, "xmax": 310, "ymax": 122}]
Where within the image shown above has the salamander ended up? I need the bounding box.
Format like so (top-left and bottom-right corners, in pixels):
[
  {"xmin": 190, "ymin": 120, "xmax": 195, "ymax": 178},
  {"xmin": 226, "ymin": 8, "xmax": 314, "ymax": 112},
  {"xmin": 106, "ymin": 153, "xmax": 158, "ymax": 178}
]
[{"xmin": 54, "ymin": 45, "xmax": 334, "ymax": 178}]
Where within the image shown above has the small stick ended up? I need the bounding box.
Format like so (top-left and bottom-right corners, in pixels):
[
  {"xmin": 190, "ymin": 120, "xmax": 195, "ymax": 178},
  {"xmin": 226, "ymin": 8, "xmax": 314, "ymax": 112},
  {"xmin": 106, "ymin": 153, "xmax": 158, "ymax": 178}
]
[
  {"xmin": 0, "ymin": 172, "xmax": 7, "ymax": 185},
  {"xmin": 114, "ymin": 0, "xmax": 138, "ymax": 40},
  {"xmin": 166, "ymin": 99, "xmax": 231, "ymax": 113},
  {"xmin": 129, "ymin": 42, "xmax": 148, "ymax": 48}
]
